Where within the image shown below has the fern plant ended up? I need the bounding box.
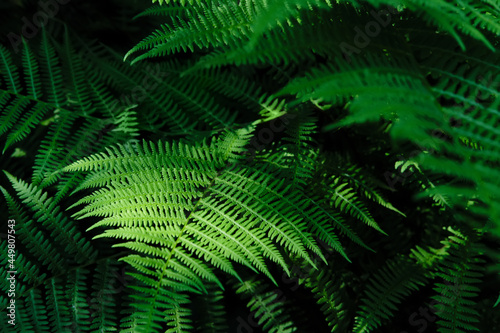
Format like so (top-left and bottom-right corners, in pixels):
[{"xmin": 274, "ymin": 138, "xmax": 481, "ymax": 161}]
[{"xmin": 1, "ymin": 0, "xmax": 500, "ymax": 332}]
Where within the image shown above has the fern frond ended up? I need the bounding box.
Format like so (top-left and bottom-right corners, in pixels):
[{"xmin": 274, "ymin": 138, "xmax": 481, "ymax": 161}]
[
  {"xmin": 46, "ymin": 277, "xmax": 72, "ymax": 331},
  {"xmin": 39, "ymin": 29, "xmax": 65, "ymax": 108},
  {"xmin": 4, "ymin": 171, "xmax": 97, "ymax": 264},
  {"xmin": 353, "ymin": 255, "xmax": 429, "ymax": 333},
  {"xmin": 193, "ymin": 282, "xmax": 228, "ymax": 332},
  {"xmin": 21, "ymin": 39, "xmax": 42, "ymax": 100},
  {"xmin": 165, "ymin": 292, "xmax": 193, "ymax": 332},
  {"xmin": 66, "ymin": 268, "xmax": 91, "ymax": 331},
  {"xmin": 32, "ymin": 110, "xmax": 77, "ymax": 186},
  {"xmin": 59, "ymin": 28, "xmax": 93, "ymax": 115},
  {"xmin": 64, "ymin": 137, "xmax": 359, "ymax": 304},
  {"xmin": 189, "ymin": 8, "xmax": 342, "ymax": 70},
  {"xmin": 120, "ymin": 271, "xmax": 194, "ymax": 332},
  {"xmin": 215, "ymin": 126, "xmax": 255, "ymax": 164},
  {"xmin": 89, "ymin": 259, "xmax": 119, "ymax": 331},
  {"xmin": 432, "ymin": 228, "xmax": 484, "ymax": 333},
  {"xmin": 304, "ymin": 266, "xmax": 351, "ymax": 332},
  {"xmin": 234, "ymin": 276, "xmax": 297, "ymax": 333},
  {"xmin": 0, "ymin": 185, "xmax": 67, "ymax": 273},
  {"xmin": 265, "ymin": 109, "xmax": 317, "ymax": 189},
  {"xmin": 245, "ymin": 0, "xmax": 332, "ymax": 50},
  {"xmin": 0, "ymin": 30, "xmax": 69, "ymax": 153},
  {"xmin": 325, "ymin": 176, "xmax": 386, "ymax": 234},
  {"xmin": 0, "ymin": 44, "xmax": 22, "ymax": 93},
  {"xmin": 134, "ymin": 3, "xmax": 190, "ymax": 20},
  {"xmin": 336, "ymin": 161, "xmax": 405, "ymax": 216},
  {"xmin": 126, "ymin": 0, "xmax": 253, "ymax": 63},
  {"xmin": 25, "ymin": 289, "xmax": 50, "ymax": 331},
  {"xmin": 402, "ymin": 0, "xmax": 499, "ymax": 51}
]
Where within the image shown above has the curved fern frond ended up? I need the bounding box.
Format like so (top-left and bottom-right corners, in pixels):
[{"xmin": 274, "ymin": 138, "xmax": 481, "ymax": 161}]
[
  {"xmin": 67, "ymin": 140, "xmax": 313, "ymax": 278},
  {"xmin": 61, "ymin": 134, "xmax": 365, "ymax": 320},
  {"xmin": 126, "ymin": 0, "xmax": 253, "ymax": 63}
]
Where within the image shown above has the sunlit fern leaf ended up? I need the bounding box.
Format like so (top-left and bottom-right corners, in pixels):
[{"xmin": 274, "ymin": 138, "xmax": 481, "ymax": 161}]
[
  {"xmin": 214, "ymin": 125, "xmax": 255, "ymax": 164},
  {"xmin": 62, "ymin": 135, "xmax": 362, "ymax": 327}
]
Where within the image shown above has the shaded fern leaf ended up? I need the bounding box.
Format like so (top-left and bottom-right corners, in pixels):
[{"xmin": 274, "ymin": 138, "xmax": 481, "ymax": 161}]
[
  {"xmin": 303, "ymin": 265, "xmax": 351, "ymax": 332},
  {"xmin": 333, "ymin": 158, "xmax": 406, "ymax": 216},
  {"xmin": 192, "ymin": 282, "xmax": 228, "ymax": 333},
  {"xmin": 0, "ymin": 185, "xmax": 67, "ymax": 274},
  {"xmin": 353, "ymin": 255, "xmax": 429, "ymax": 333},
  {"xmin": 3, "ymin": 171, "xmax": 97, "ymax": 265},
  {"xmin": 126, "ymin": 0, "xmax": 253, "ymax": 63},
  {"xmin": 89, "ymin": 259, "xmax": 120, "ymax": 331},
  {"xmin": 45, "ymin": 277, "xmax": 72, "ymax": 331},
  {"xmin": 432, "ymin": 228, "xmax": 484, "ymax": 333},
  {"xmin": 233, "ymin": 276, "xmax": 297, "ymax": 333},
  {"xmin": 265, "ymin": 109, "xmax": 317, "ymax": 189}
]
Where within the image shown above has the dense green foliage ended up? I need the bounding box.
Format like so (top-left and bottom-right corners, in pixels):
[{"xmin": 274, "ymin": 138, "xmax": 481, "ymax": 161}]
[{"xmin": 1, "ymin": 0, "xmax": 499, "ymax": 332}]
